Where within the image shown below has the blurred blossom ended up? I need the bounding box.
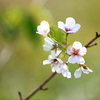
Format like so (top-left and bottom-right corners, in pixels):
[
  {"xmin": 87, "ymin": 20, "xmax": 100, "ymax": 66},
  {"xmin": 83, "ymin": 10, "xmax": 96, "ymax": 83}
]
[{"xmin": 36, "ymin": 21, "xmax": 50, "ymax": 36}]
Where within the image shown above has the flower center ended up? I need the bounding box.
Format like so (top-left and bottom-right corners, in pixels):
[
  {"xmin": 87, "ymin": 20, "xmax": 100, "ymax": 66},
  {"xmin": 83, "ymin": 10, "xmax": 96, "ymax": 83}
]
[
  {"xmin": 44, "ymin": 29, "xmax": 48, "ymax": 33},
  {"xmin": 53, "ymin": 59, "xmax": 57, "ymax": 62},
  {"xmin": 73, "ymin": 49, "xmax": 80, "ymax": 55},
  {"xmin": 65, "ymin": 28, "xmax": 71, "ymax": 32}
]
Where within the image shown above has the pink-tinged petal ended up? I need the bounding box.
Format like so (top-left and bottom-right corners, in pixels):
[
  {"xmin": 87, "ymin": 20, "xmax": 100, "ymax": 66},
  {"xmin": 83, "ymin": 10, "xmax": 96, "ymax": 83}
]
[
  {"xmin": 43, "ymin": 60, "xmax": 51, "ymax": 65},
  {"xmin": 58, "ymin": 21, "xmax": 66, "ymax": 32},
  {"xmin": 78, "ymin": 56, "xmax": 85, "ymax": 64},
  {"xmin": 65, "ymin": 17, "xmax": 75, "ymax": 29},
  {"xmin": 72, "ymin": 24, "xmax": 81, "ymax": 33},
  {"xmin": 67, "ymin": 45, "xmax": 73, "ymax": 55},
  {"xmin": 68, "ymin": 55, "xmax": 78, "ymax": 64},
  {"xmin": 68, "ymin": 55, "xmax": 85, "ymax": 64},
  {"xmin": 72, "ymin": 41, "xmax": 82, "ymax": 49},
  {"xmin": 79, "ymin": 47, "xmax": 87, "ymax": 56},
  {"xmin": 74, "ymin": 68, "xmax": 82, "ymax": 78}
]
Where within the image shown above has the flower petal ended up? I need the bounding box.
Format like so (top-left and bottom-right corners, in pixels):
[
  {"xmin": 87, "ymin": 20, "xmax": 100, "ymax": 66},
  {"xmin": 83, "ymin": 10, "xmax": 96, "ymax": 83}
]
[
  {"xmin": 72, "ymin": 41, "xmax": 82, "ymax": 49},
  {"xmin": 43, "ymin": 60, "xmax": 51, "ymax": 65},
  {"xmin": 58, "ymin": 21, "xmax": 66, "ymax": 32},
  {"xmin": 71, "ymin": 24, "xmax": 81, "ymax": 33},
  {"xmin": 65, "ymin": 17, "xmax": 75, "ymax": 29},
  {"xmin": 79, "ymin": 47, "xmax": 87, "ymax": 56},
  {"xmin": 36, "ymin": 21, "xmax": 50, "ymax": 36},
  {"xmin": 68, "ymin": 55, "xmax": 85, "ymax": 64},
  {"xmin": 67, "ymin": 45, "xmax": 73, "ymax": 55},
  {"xmin": 74, "ymin": 68, "xmax": 82, "ymax": 78}
]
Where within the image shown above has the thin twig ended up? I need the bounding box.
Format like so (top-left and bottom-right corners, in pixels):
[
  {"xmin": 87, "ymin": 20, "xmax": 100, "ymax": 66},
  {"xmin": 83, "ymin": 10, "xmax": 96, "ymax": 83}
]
[
  {"xmin": 18, "ymin": 91, "xmax": 23, "ymax": 100},
  {"xmin": 85, "ymin": 32, "xmax": 100, "ymax": 48},
  {"xmin": 18, "ymin": 32, "xmax": 100, "ymax": 100}
]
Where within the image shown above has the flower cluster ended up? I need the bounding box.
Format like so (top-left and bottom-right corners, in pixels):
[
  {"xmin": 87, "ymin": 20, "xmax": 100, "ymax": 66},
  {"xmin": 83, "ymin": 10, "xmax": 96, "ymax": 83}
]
[{"xmin": 36, "ymin": 17, "xmax": 93, "ymax": 78}]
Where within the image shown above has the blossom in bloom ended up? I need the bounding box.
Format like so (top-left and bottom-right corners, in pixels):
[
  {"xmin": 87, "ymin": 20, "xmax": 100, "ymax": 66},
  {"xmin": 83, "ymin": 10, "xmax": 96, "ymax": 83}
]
[
  {"xmin": 61, "ymin": 63, "xmax": 71, "ymax": 78},
  {"xmin": 67, "ymin": 41, "xmax": 87, "ymax": 64},
  {"xmin": 74, "ymin": 64, "xmax": 93, "ymax": 78},
  {"xmin": 36, "ymin": 21, "xmax": 50, "ymax": 36},
  {"xmin": 43, "ymin": 51, "xmax": 63, "ymax": 73},
  {"xmin": 58, "ymin": 17, "xmax": 81, "ymax": 33},
  {"xmin": 43, "ymin": 51, "xmax": 71, "ymax": 78},
  {"xmin": 43, "ymin": 37, "xmax": 58, "ymax": 51}
]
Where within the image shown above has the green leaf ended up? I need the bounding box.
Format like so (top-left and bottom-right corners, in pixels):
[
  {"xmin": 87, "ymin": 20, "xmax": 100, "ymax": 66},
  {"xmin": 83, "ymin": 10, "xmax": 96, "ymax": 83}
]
[{"xmin": 49, "ymin": 26, "xmax": 66, "ymax": 43}]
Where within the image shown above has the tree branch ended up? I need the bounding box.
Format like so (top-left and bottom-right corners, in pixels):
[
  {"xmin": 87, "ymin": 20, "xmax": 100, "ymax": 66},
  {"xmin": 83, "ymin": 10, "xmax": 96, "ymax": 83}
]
[
  {"xmin": 18, "ymin": 32, "xmax": 100, "ymax": 100},
  {"xmin": 85, "ymin": 32, "xmax": 100, "ymax": 48}
]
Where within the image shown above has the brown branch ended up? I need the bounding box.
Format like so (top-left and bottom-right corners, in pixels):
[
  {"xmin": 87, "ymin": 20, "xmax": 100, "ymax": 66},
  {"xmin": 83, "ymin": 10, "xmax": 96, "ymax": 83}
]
[
  {"xmin": 18, "ymin": 91, "xmax": 23, "ymax": 100},
  {"xmin": 18, "ymin": 32, "xmax": 100, "ymax": 100},
  {"xmin": 85, "ymin": 32, "xmax": 100, "ymax": 48}
]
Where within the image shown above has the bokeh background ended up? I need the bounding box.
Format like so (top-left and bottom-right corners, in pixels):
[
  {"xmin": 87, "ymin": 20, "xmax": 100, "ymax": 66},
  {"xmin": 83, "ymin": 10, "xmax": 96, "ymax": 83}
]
[{"xmin": 0, "ymin": 0, "xmax": 100, "ymax": 100}]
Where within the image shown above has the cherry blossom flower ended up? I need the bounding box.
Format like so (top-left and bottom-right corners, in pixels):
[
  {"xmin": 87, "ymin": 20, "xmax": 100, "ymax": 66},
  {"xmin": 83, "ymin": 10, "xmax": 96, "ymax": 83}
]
[
  {"xmin": 67, "ymin": 41, "xmax": 87, "ymax": 64},
  {"xmin": 43, "ymin": 37, "xmax": 58, "ymax": 51},
  {"xmin": 43, "ymin": 51, "xmax": 63, "ymax": 73},
  {"xmin": 74, "ymin": 64, "xmax": 93, "ymax": 78},
  {"xmin": 43, "ymin": 51, "xmax": 71, "ymax": 78},
  {"xmin": 61, "ymin": 63, "xmax": 71, "ymax": 78},
  {"xmin": 36, "ymin": 21, "xmax": 50, "ymax": 36},
  {"xmin": 58, "ymin": 17, "xmax": 81, "ymax": 33}
]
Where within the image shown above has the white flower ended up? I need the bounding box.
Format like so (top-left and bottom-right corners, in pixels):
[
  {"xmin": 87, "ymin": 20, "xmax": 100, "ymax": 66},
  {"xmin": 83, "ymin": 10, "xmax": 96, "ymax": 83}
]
[
  {"xmin": 74, "ymin": 65, "xmax": 93, "ymax": 78},
  {"xmin": 67, "ymin": 41, "xmax": 87, "ymax": 64},
  {"xmin": 43, "ymin": 37, "xmax": 58, "ymax": 51},
  {"xmin": 61, "ymin": 63, "xmax": 71, "ymax": 78},
  {"xmin": 36, "ymin": 21, "xmax": 50, "ymax": 36},
  {"xmin": 43, "ymin": 51, "xmax": 63, "ymax": 73},
  {"xmin": 58, "ymin": 17, "xmax": 81, "ymax": 33}
]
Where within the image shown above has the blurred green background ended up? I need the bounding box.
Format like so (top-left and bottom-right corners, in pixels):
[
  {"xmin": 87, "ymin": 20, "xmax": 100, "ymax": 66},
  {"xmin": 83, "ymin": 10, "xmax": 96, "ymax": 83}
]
[{"xmin": 0, "ymin": 0, "xmax": 100, "ymax": 100}]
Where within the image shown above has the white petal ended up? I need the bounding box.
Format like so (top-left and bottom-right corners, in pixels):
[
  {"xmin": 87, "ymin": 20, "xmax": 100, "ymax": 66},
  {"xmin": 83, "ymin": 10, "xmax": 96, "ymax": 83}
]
[
  {"xmin": 40, "ymin": 21, "xmax": 50, "ymax": 29},
  {"xmin": 56, "ymin": 50, "xmax": 62, "ymax": 57},
  {"xmin": 44, "ymin": 37, "xmax": 54, "ymax": 45},
  {"xmin": 61, "ymin": 64, "xmax": 71, "ymax": 78},
  {"xmin": 65, "ymin": 17, "xmax": 75, "ymax": 29},
  {"xmin": 74, "ymin": 68, "xmax": 82, "ymax": 78},
  {"xmin": 37, "ymin": 21, "xmax": 50, "ymax": 36},
  {"xmin": 56, "ymin": 58, "xmax": 63, "ymax": 63},
  {"xmin": 79, "ymin": 47, "xmax": 87, "ymax": 56},
  {"xmin": 78, "ymin": 56, "xmax": 85, "ymax": 64},
  {"xmin": 63, "ymin": 71, "xmax": 71, "ymax": 78},
  {"xmin": 72, "ymin": 41, "xmax": 82, "ymax": 49},
  {"xmin": 82, "ymin": 67, "xmax": 93, "ymax": 74},
  {"xmin": 43, "ymin": 45, "xmax": 52, "ymax": 51},
  {"xmin": 51, "ymin": 50, "xmax": 56, "ymax": 57},
  {"xmin": 88, "ymin": 68, "xmax": 93, "ymax": 72},
  {"xmin": 71, "ymin": 24, "xmax": 81, "ymax": 33},
  {"xmin": 68, "ymin": 55, "xmax": 85, "ymax": 64},
  {"xmin": 43, "ymin": 60, "xmax": 51, "ymax": 65},
  {"xmin": 37, "ymin": 26, "xmax": 44, "ymax": 35},
  {"xmin": 58, "ymin": 21, "xmax": 66, "ymax": 32},
  {"xmin": 51, "ymin": 66, "xmax": 56, "ymax": 72},
  {"xmin": 67, "ymin": 45, "xmax": 73, "ymax": 55}
]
